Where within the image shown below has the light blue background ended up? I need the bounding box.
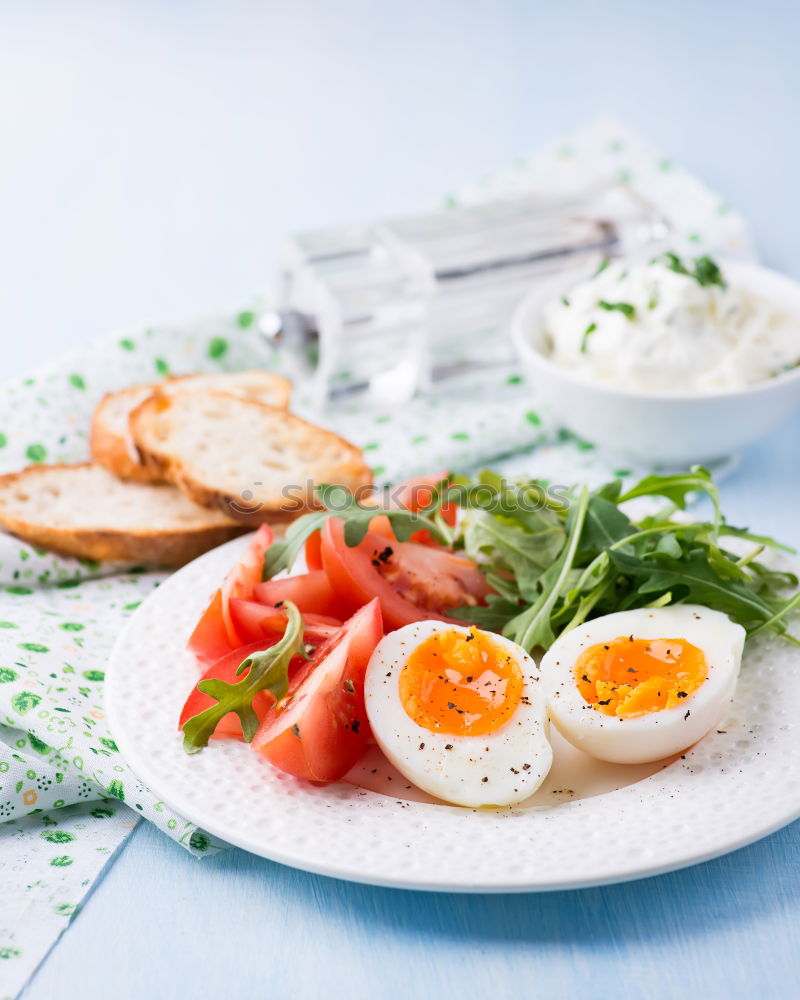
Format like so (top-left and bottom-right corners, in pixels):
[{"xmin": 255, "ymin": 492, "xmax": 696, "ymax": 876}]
[{"xmin": 4, "ymin": 1, "xmax": 800, "ymax": 997}]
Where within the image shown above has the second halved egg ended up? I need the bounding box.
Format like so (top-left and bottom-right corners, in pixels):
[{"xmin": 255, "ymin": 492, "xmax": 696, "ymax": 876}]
[{"xmin": 540, "ymin": 604, "xmax": 745, "ymax": 764}]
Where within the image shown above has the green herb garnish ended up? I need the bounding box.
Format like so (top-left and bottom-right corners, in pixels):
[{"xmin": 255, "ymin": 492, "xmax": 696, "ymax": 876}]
[
  {"xmin": 693, "ymin": 255, "xmax": 726, "ymax": 288},
  {"xmin": 594, "ymin": 257, "xmax": 611, "ymax": 277},
  {"xmin": 657, "ymin": 251, "xmax": 727, "ymax": 289},
  {"xmin": 660, "ymin": 251, "xmax": 691, "ymax": 277},
  {"xmin": 181, "ymin": 602, "xmax": 305, "ymax": 752},
  {"xmin": 598, "ymin": 300, "xmax": 636, "ymax": 320},
  {"xmin": 580, "ymin": 322, "xmax": 597, "ymax": 353}
]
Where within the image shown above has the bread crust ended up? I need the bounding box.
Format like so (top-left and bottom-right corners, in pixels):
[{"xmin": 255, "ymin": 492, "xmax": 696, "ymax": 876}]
[
  {"xmin": 130, "ymin": 391, "xmax": 373, "ymax": 525},
  {"xmin": 0, "ymin": 463, "xmax": 250, "ymax": 567},
  {"xmin": 90, "ymin": 386, "xmax": 161, "ymax": 483},
  {"xmin": 91, "ymin": 371, "xmax": 293, "ymax": 484}
]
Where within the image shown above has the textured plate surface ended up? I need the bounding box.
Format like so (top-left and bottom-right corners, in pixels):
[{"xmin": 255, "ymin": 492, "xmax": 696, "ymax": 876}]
[{"xmin": 106, "ymin": 534, "xmax": 800, "ymax": 892}]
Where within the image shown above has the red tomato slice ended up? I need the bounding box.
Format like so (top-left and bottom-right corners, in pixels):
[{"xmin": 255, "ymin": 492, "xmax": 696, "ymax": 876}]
[
  {"xmin": 253, "ymin": 571, "xmax": 346, "ymax": 619},
  {"xmin": 320, "ymin": 518, "xmax": 488, "ymax": 630},
  {"xmin": 393, "ymin": 472, "xmax": 456, "ymax": 522},
  {"xmin": 229, "ymin": 598, "xmax": 342, "ymax": 646},
  {"xmin": 187, "ymin": 526, "xmax": 274, "ymax": 664},
  {"xmin": 179, "ymin": 640, "xmax": 281, "ymax": 740},
  {"xmin": 392, "ymin": 472, "xmax": 457, "ymax": 544},
  {"xmin": 363, "ymin": 514, "xmax": 396, "ymax": 540},
  {"xmin": 252, "ymin": 599, "xmax": 383, "ymax": 782},
  {"xmin": 304, "ymin": 530, "xmax": 324, "ymax": 571},
  {"xmin": 380, "ymin": 536, "xmax": 491, "ymax": 611},
  {"xmin": 220, "ymin": 525, "xmax": 275, "ymax": 647},
  {"xmin": 187, "ymin": 589, "xmax": 231, "ymax": 667},
  {"xmin": 239, "ymin": 524, "xmax": 275, "ymax": 588}
]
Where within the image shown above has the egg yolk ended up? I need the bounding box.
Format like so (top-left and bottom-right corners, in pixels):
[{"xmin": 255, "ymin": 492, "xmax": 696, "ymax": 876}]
[
  {"xmin": 399, "ymin": 628, "xmax": 524, "ymax": 736},
  {"xmin": 575, "ymin": 636, "xmax": 707, "ymax": 718}
]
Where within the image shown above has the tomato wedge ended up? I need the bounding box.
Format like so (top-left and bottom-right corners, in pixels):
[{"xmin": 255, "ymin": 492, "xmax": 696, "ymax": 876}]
[
  {"xmin": 186, "ymin": 589, "xmax": 231, "ymax": 667},
  {"xmin": 393, "ymin": 472, "xmax": 457, "ymax": 530},
  {"xmin": 253, "ymin": 571, "xmax": 346, "ymax": 619},
  {"xmin": 252, "ymin": 599, "xmax": 383, "ymax": 782},
  {"xmin": 220, "ymin": 525, "xmax": 274, "ymax": 647},
  {"xmin": 229, "ymin": 598, "xmax": 342, "ymax": 646},
  {"xmin": 320, "ymin": 517, "xmax": 489, "ymax": 630},
  {"xmin": 390, "ymin": 472, "xmax": 458, "ymax": 546},
  {"xmin": 187, "ymin": 526, "xmax": 274, "ymax": 665},
  {"xmin": 304, "ymin": 530, "xmax": 324, "ymax": 571}
]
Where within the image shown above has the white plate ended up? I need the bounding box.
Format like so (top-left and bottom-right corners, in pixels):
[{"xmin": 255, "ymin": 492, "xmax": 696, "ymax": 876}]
[{"xmin": 106, "ymin": 534, "xmax": 800, "ymax": 893}]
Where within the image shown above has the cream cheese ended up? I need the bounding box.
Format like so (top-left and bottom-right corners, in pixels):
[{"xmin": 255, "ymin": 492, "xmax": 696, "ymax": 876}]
[{"xmin": 542, "ymin": 255, "xmax": 799, "ymax": 393}]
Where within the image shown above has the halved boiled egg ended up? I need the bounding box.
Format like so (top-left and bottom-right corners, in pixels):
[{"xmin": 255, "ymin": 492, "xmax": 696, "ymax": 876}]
[
  {"xmin": 541, "ymin": 604, "xmax": 745, "ymax": 764},
  {"xmin": 364, "ymin": 621, "xmax": 552, "ymax": 807}
]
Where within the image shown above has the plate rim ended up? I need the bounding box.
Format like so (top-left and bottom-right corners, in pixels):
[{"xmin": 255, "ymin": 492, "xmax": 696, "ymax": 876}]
[{"xmin": 106, "ymin": 533, "xmax": 800, "ymax": 893}]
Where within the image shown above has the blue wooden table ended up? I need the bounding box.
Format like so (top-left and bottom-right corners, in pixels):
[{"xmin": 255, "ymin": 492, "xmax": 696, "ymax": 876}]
[
  {"xmin": 5, "ymin": 2, "xmax": 800, "ymax": 997},
  {"xmin": 25, "ymin": 813, "xmax": 800, "ymax": 998}
]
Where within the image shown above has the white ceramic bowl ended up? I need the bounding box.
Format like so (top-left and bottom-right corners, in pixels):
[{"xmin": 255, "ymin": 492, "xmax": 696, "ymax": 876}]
[{"xmin": 511, "ymin": 260, "xmax": 800, "ymax": 465}]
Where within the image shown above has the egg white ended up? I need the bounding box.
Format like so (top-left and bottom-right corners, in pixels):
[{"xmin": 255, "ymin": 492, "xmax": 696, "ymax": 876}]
[
  {"xmin": 540, "ymin": 604, "xmax": 745, "ymax": 764},
  {"xmin": 364, "ymin": 621, "xmax": 553, "ymax": 808}
]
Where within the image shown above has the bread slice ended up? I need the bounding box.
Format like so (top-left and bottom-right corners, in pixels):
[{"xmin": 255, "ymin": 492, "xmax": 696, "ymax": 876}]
[
  {"xmin": 90, "ymin": 370, "xmax": 292, "ymax": 483},
  {"xmin": 90, "ymin": 384, "xmax": 159, "ymax": 482},
  {"xmin": 130, "ymin": 391, "xmax": 373, "ymax": 524},
  {"xmin": 0, "ymin": 463, "xmax": 250, "ymax": 566}
]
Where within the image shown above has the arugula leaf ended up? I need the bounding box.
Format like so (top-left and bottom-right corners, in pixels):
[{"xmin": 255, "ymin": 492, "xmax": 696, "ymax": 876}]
[
  {"xmin": 181, "ymin": 603, "xmax": 306, "ymax": 753},
  {"xmin": 449, "ymin": 594, "xmax": 522, "ymax": 632},
  {"xmin": 558, "ymin": 575, "xmax": 617, "ymax": 634},
  {"xmin": 449, "ymin": 478, "xmax": 565, "ymax": 529},
  {"xmin": 706, "ymin": 544, "xmax": 754, "ymax": 582},
  {"xmin": 618, "ymin": 466, "xmax": 720, "ymax": 528},
  {"xmin": 655, "ymin": 532, "xmax": 683, "ymax": 558},
  {"xmin": 747, "ymin": 560, "xmax": 799, "ymax": 592},
  {"xmin": 480, "ymin": 569, "xmax": 523, "ymax": 603},
  {"xmin": 462, "ymin": 508, "xmax": 564, "ymax": 602},
  {"xmin": 608, "ymin": 548, "xmax": 784, "ymax": 631},
  {"xmin": 264, "ymin": 511, "xmax": 328, "ymax": 579},
  {"xmin": 582, "ymin": 495, "xmax": 635, "ymax": 552},
  {"xmin": 503, "ymin": 485, "xmax": 590, "ymax": 650},
  {"xmin": 594, "ymin": 478, "xmax": 623, "ymax": 503},
  {"xmin": 720, "ymin": 525, "xmax": 796, "ymax": 554},
  {"xmin": 747, "ymin": 592, "xmax": 800, "ymax": 642}
]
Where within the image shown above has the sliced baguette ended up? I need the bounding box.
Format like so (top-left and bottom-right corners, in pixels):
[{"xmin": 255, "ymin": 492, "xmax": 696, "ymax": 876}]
[
  {"xmin": 90, "ymin": 384, "xmax": 160, "ymax": 482},
  {"xmin": 0, "ymin": 463, "xmax": 250, "ymax": 566},
  {"xmin": 90, "ymin": 370, "xmax": 292, "ymax": 483},
  {"xmin": 131, "ymin": 391, "xmax": 373, "ymax": 524}
]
